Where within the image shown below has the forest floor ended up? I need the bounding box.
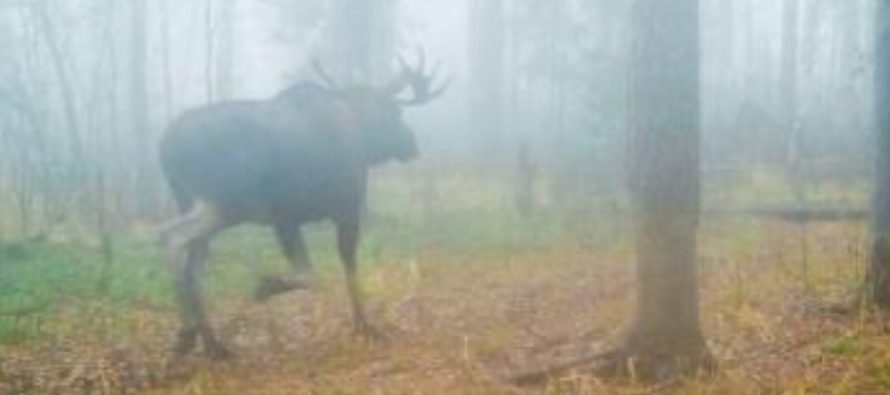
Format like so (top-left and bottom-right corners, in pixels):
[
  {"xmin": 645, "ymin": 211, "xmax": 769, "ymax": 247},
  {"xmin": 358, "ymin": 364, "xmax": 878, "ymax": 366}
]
[
  {"xmin": 3, "ymin": 217, "xmax": 889, "ymax": 394},
  {"xmin": 1, "ymin": 171, "xmax": 886, "ymax": 394}
]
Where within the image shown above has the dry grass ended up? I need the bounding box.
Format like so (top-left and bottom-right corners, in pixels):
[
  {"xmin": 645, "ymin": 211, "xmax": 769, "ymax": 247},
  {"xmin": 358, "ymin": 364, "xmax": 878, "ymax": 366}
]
[{"xmin": 4, "ymin": 215, "xmax": 889, "ymax": 394}]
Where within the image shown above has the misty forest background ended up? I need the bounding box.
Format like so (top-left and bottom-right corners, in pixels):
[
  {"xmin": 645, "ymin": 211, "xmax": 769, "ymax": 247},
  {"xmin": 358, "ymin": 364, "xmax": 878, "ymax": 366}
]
[
  {"xmin": 0, "ymin": 0, "xmax": 872, "ymax": 237},
  {"xmin": 0, "ymin": 0, "xmax": 888, "ymax": 394}
]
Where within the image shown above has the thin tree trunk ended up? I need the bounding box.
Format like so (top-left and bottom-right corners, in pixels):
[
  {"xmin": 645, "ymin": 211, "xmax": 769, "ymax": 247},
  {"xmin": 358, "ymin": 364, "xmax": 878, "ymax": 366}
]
[
  {"xmin": 160, "ymin": 0, "xmax": 174, "ymax": 122},
  {"xmin": 204, "ymin": 0, "xmax": 218, "ymax": 103},
  {"xmin": 130, "ymin": 0, "xmax": 148, "ymax": 138},
  {"xmin": 468, "ymin": 0, "xmax": 505, "ymax": 151},
  {"xmin": 215, "ymin": 0, "xmax": 236, "ymax": 99},
  {"xmin": 868, "ymin": 0, "xmax": 890, "ymax": 308},
  {"xmin": 32, "ymin": 1, "xmax": 82, "ymax": 163},
  {"xmin": 782, "ymin": 0, "xmax": 802, "ymax": 183},
  {"xmin": 96, "ymin": 0, "xmax": 120, "ymax": 295},
  {"xmin": 129, "ymin": 0, "xmax": 153, "ymax": 218},
  {"xmin": 514, "ymin": 140, "xmax": 535, "ymax": 216}
]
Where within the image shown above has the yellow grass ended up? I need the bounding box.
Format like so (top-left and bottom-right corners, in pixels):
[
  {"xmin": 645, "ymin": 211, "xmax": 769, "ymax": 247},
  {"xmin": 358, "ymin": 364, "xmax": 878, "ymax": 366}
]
[
  {"xmin": 1, "ymin": 169, "xmax": 885, "ymax": 394},
  {"xmin": 4, "ymin": 219, "xmax": 875, "ymax": 395}
]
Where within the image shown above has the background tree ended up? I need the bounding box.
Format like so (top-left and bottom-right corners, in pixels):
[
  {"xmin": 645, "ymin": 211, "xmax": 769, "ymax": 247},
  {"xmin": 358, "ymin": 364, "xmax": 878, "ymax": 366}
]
[
  {"xmin": 615, "ymin": 0, "xmax": 713, "ymax": 378},
  {"xmin": 326, "ymin": 0, "xmax": 394, "ymax": 84},
  {"xmin": 869, "ymin": 0, "xmax": 890, "ymax": 308},
  {"xmin": 128, "ymin": 0, "xmax": 153, "ymax": 218},
  {"xmin": 468, "ymin": 0, "xmax": 505, "ymax": 151},
  {"xmin": 781, "ymin": 0, "xmax": 802, "ymax": 189},
  {"xmin": 214, "ymin": 0, "xmax": 236, "ymax": 100},
  {"xmin": 512, "ymin": 0, "xmax": 712, "ymax": 383}
]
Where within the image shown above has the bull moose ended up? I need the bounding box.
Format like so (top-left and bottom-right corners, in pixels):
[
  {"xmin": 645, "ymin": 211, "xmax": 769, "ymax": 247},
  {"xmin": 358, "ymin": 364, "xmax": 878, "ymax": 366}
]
[{"xmin": 160, "ymin": 55, "xmax": 448, "ymax": 358}]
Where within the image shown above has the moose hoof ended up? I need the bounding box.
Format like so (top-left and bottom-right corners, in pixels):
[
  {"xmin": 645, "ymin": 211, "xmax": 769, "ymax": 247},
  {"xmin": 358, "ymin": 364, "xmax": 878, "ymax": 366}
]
[
  {"xmin": 172, "ymin": 328, "xmax": 198, "ymax": 357},
  {"xmin": 354, "ymin": 321, "xmax": 388, "ymax": 344},
  {"xmin": 255, "ymin": 275, "xmax": 314, "ymax": 302},
  {"xmin": 204, "ymin": 341, "xmax": 235, "ymax": 360}
]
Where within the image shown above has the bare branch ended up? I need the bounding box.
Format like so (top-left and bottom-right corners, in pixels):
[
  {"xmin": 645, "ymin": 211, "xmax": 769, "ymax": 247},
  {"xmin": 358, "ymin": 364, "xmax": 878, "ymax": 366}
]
[{"xmin": 311, "ymin": 58, "xmax": 340, "ymax": 90}]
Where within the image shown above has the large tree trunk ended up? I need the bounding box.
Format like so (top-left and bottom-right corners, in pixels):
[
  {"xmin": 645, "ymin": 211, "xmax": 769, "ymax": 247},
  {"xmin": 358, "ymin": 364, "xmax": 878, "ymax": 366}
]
[
  {"xmin": 510, "ymin": 1, "xmax": 712, "ymax": 384},
  {"xmin": 620, "ymin": 0, "xmax": 712, "ymax": 380},
  {"xmin": 869, "ymin": 0, "xmax": 890, "ymax": 308}
]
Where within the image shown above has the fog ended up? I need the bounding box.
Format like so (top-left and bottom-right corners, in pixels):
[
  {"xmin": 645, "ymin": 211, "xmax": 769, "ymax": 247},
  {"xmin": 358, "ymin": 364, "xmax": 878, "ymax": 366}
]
[
  {"xmin": 0, "ymin": 0, "xmax": 884, "ymax": 393},
  {"xmin": 0, "ymin": 0, "xmax": 873, "ymax": 227}
]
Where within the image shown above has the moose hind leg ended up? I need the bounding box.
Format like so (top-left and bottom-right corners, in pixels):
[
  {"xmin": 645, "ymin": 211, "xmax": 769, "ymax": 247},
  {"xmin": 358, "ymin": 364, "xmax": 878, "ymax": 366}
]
[
  {"xmin": 165, "ymin": 204, "xmax": 231, "ymax": 359},
  {"xmin": 172, "ymin": 239, "xmax": 206, "ymax": 356}
]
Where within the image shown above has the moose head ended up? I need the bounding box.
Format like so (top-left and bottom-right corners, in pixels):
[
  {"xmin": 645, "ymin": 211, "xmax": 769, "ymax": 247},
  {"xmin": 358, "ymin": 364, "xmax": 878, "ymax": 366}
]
[{"xmin": 307, "ymin": 51, "xmax": 451, "ymax": 165}]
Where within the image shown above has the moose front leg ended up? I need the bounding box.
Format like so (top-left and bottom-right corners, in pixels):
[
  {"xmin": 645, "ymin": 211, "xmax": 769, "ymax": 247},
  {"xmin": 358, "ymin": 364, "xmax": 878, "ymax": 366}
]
[
  {"xmin": 256, "ymin": 224, "xmax": 317, "ymax": 301},
  {"xmin": 335, "ymin": 217, "xmax": 380, "ymax": 339},
  {"xmin": 278, "ymin": 225, "xmax": 314, "ymax": 278}
]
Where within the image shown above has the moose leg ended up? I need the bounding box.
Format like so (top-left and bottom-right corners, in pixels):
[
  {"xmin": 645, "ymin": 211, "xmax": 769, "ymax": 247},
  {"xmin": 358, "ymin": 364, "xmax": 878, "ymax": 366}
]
[
  {"xmin": 280, "ymin": 226, "xmax": 314, "ymax": 278},
  {"xmin": 172, "ymin": 239, "xmax": 208, "ymax": 356},
  {"xmin": 335, "ymin": 217, "xmax": 380, "ymax": 338},
  {"xmin": 256, "ymin": 225, "xmax": 316, "ymax": 301},
  {"xmin": 164, "ymin": 204, "xmax": 231, "ymax": 359}
]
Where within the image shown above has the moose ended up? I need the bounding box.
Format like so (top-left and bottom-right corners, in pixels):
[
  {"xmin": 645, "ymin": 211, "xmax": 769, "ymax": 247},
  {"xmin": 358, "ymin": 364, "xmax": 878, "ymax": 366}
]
[{"xmin": 160, "ymin": 55, "xmax": 448, "ymax": 358}]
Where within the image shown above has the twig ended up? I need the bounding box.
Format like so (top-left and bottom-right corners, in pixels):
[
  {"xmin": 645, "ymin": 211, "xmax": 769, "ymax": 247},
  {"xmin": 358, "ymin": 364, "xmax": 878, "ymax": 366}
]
[
  {"xmin": 509, "ymin": 350, "xmax": 619, "ymax": 387},
  {"xmin": 0, "ymin": 302, "xmax": 49, "ymax": 318}
]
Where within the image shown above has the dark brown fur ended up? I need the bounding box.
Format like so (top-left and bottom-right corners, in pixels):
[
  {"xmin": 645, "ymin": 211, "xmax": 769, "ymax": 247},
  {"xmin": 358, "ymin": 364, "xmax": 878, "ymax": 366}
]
[{"xmin": 159, "ymin": 82, "xmax": 421, "ymax": 358}]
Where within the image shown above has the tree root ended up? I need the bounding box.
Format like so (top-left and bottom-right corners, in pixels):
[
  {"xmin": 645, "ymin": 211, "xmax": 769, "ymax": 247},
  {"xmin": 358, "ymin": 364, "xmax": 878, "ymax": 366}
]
[
  {"xmin": 509, "ymin": 345, "xmax": 715, "ymax": 387},
  {"xmin": 509, "ymin": 350, "xmax": 621, "ymax": 387}
]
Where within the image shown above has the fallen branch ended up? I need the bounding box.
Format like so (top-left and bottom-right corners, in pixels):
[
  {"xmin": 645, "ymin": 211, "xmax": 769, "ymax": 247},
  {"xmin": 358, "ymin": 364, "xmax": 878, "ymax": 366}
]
[
  {"xmin": 509, "ymin": 350, "xmax": 619, "ymax": 387},
  {"xmin": 705, "ymin": 206, "xmax": 868, "ymax": 223},
  {"xmin": 0, "ymin": 302, "xmax": 49, "ymax": 318}
]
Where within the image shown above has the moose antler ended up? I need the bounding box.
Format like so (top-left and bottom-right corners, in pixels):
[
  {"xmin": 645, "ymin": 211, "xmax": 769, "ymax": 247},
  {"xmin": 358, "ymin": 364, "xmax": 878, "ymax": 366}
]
[
  {"xmin": 385, "ymin": 49, "xmax": 451, "ymax": 106},
  {"xmin": 311, "ymin": 58, "xmax": 340, "ymax": 90}
]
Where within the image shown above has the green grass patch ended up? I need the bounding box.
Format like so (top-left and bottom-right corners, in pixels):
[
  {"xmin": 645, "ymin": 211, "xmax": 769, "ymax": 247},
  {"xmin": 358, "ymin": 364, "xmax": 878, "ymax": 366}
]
[
  {"xmin": 820, "ymin": 334, "xmax": 864, "ymax": 357},
  {"xmin": 0, "ymin": 198, "xmax": 589, "ymax": 345}
]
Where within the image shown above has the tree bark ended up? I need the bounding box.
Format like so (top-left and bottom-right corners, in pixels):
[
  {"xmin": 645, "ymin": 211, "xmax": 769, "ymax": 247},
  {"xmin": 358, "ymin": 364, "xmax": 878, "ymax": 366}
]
[
  {"xmin": 620, "ymin": 0, "xmax": 713, "ymax": 380},
  {"xmin": 869, "ymin": 0, "xmax": 890, "ymax": 308}
]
